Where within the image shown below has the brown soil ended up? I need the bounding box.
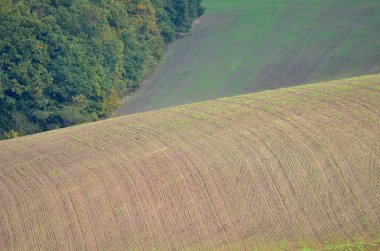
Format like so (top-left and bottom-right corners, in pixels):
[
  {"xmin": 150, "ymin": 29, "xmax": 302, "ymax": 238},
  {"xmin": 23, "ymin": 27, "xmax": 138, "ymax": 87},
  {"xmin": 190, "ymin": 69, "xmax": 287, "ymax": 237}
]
[{"xmin": 0, "ymin": 75, "xmax": 379, "ymax": 250}]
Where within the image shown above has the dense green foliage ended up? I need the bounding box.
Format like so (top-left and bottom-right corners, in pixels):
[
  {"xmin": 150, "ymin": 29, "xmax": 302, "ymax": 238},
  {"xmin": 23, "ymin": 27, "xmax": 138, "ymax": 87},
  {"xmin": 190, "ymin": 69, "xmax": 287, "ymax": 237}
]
[{"xmin": 0, "ymin": 0, "xmax": 204, "ymax": 139}]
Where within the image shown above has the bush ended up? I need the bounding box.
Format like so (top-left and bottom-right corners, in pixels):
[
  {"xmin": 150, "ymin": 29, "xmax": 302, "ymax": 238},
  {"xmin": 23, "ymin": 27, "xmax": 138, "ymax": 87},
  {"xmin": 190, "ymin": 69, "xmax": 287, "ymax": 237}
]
[{"xmin": 59, "ymin": 106, "xmax": 88, "ymax": 127}]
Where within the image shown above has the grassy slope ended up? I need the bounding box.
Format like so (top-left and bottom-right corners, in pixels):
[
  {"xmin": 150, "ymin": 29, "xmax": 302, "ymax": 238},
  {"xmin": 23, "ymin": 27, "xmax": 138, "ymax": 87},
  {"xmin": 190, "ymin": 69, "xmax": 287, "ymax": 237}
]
[
  {"xmin": 1, "ymin": 75, "xmax": 380, "ymax": 250},
  {"xmin": 116, "ymin": 0, "xmax": 380, "ymax": 115}
]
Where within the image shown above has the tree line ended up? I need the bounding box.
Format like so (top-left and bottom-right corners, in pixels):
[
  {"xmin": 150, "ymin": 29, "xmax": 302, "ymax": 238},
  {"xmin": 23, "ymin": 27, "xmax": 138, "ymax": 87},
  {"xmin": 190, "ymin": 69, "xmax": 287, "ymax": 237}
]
[{"xmin": 0, "ymin": 0, "xmax": 204, "ymax": 139}]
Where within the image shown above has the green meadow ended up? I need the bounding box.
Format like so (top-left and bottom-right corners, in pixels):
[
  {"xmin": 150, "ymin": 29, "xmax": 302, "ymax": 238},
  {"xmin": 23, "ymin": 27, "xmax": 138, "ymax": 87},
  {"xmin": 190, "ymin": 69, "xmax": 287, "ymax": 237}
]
[{"xmin": 116, "ymin": 0, "xmax": 380, "ymax": 115}]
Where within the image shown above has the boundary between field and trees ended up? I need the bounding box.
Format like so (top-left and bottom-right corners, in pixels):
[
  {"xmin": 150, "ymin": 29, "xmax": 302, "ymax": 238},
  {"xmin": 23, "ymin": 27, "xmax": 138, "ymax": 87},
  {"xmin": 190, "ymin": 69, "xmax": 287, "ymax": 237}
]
[{"xmin": 0, "ymin": 0, "xmax": 204, "ymax": 139}]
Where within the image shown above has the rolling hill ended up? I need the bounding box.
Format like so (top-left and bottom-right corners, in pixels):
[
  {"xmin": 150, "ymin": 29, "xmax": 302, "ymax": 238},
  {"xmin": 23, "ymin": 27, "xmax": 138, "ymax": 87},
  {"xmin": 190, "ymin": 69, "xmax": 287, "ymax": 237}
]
[
  {"xmin": 115, "ymin": 0, "xmax": 380, "ymax": 116},
  {"xmin": 1, "ymin": 74, "xmax": 379, "ymax": 250}
]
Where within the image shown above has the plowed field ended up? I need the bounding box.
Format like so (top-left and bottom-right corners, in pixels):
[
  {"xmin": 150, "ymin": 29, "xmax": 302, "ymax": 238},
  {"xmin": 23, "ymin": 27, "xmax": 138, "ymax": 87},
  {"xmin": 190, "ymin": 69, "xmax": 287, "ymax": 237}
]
[{"xmin": 1, "ymin": 75, "xmax": 380, "ymax": 250}]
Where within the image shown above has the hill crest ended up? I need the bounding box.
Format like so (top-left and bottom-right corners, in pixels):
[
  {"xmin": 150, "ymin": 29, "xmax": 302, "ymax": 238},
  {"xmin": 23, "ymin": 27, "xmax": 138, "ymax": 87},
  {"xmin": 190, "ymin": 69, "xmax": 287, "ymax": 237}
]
[{"xmin": 0, "ymin": 75, "xmax": 379, "ymax": 250}]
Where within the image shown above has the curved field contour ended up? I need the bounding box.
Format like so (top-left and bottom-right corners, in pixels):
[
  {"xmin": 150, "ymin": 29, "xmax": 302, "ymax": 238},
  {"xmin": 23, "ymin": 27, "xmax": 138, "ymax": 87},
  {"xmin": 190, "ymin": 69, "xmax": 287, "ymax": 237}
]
[{"xmin": 1, "ymin": 75, "xmax": 380, "ymax": 250}]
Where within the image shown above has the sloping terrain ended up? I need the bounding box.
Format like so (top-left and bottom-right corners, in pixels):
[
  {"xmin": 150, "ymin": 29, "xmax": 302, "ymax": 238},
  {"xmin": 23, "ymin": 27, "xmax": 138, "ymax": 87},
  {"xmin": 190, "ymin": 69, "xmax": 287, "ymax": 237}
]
[
  {"xmin": 1, "ymin": 75, "xmax": 380, "ymax": 250},
  {"xmin": 116, "ymin": 0, "xmax": 380, "ymax": 115}
]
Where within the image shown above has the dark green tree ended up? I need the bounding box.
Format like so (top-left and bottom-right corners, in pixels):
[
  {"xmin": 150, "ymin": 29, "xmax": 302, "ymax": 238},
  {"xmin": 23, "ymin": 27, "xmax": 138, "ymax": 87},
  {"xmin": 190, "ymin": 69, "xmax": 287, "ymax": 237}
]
[{"xmin": 0, "ymin": 0, "xmax": 204, "ymax": 139}]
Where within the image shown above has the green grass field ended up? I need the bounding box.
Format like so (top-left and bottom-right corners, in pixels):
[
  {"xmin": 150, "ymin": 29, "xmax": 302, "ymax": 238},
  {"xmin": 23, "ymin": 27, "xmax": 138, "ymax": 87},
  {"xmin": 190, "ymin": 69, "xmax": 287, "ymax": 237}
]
[{"xmin": 116, "ymin": 0, "xmax": 380, "ymax": 115}]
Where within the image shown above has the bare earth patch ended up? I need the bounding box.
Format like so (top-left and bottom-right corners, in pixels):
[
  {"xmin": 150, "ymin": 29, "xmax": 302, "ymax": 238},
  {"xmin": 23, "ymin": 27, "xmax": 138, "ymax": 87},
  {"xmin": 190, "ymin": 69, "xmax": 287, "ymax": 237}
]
[{"xmin": 0, "ymin": 75, "xmax": 379, "ymax": 250}]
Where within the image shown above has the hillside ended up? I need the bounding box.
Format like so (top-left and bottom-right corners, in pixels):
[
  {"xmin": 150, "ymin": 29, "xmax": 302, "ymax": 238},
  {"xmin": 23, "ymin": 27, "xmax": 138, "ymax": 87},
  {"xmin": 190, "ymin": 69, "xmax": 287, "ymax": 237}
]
[
  {"xmin": 116, "ymin": 0, "xmax": 380, "ymax": 115},
  {"xmin": 0, "ymin": 0, "xmax": 204, "ymax": 139},
  {"xmin": 1, "ymin": 74, "xmax": 380, "ymax": 250}
]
